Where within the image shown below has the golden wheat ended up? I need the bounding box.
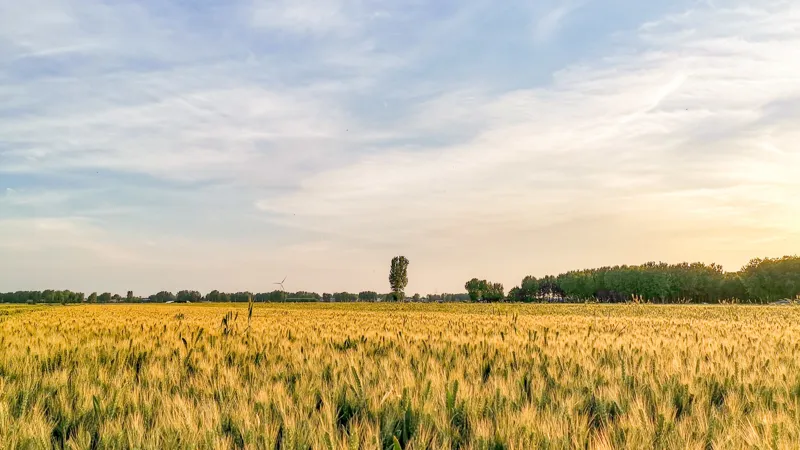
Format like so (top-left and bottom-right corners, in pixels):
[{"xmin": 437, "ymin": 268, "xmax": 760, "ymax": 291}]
[{"xmin": 1, "ymin": 303, "xmax": 800, "ymax": 449}]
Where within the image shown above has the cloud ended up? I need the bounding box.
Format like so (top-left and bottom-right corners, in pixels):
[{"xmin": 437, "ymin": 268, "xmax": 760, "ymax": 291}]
[
  {"xmin": 533, "ymin": 2, "xmax": 583, "ymax": 43},
  {"xmin": 256, "ymin": 0, "xmax": 800, "ymax": 284},
  {"xmin": 0, "ymin": 217, "xmax": 142, "ymax": 262},
  {"xmin": 0, "ymin": 0, "xmax": 222, "ymax": 65},
  {"xmin": 0, "ymin": 39, "xmax": 398, "ymax": 187},
  {"xmin": 250, "ymin": 0, "xmax": 351, "ymax": 34}
]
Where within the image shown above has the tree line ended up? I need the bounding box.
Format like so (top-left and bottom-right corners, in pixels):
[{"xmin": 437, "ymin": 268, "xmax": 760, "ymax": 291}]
[
  {"xmin": 1, "ymin": 255, "xmax": 798, "ymax": 305},
  {"xmin": 497, "ymin": 256, "xmax": 800, "ymax": 304},
  {"xmin": 0, "ymin": 288, "xmax": 472, "ymax": 305}
]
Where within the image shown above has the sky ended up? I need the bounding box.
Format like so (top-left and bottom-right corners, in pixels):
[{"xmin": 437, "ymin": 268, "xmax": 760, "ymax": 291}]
[{"xmin": 1, "ymin": 0, "xmax": 799, "ymax": 296}]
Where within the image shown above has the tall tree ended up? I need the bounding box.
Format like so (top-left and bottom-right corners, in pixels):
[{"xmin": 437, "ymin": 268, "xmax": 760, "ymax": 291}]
[{"xmin": 389, "ymin": 256, "xmax": 410, "ymax": 302}]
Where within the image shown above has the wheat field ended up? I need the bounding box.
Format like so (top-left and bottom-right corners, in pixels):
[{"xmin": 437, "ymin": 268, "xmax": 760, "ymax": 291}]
[{"xmin": 2, "ymin": 303, "xmax": 800, "ymax": 449}]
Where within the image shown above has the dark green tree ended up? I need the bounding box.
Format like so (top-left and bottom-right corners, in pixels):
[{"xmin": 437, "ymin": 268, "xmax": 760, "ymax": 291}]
[
  {"xmin": 519, "ymin": 276, "xmax": 540, "ymax": 302},
  {"xmin": 333, "ymin": 292, "xmax": 358, "ymax": 302},
  {"xmin": 154, "ymin": 291, "xmax": 176, "ymax": 303},
  {"xmin": 177, "ymin": 290, "xmax": 202, "ymax": 303},
  {"xmin": 389, "ymin": 256, "xmax": 410, "ymax": 301},
  {"xmin": 740, "ymin": 256, "xmax": 800, "ymax": 302},
  {"xmin": 465, "ymin": 279, "xmax": 504, "ymax": 302},
  {"xmin": 264, "ymin": 290, "xmax": 284, "ymax": 302},
  {"xmin": 483, "ymin": 282, "xmax": 505, "ymax": 302},
  {"xmin": 465, "ymin": 278, "xmax": 485, "ymax": 302},
  {"xmin": 358, "ymin": 291, "xmax": 378, "ymax": 302}
]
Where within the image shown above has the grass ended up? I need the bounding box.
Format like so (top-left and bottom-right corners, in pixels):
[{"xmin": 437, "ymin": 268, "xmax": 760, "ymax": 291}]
[{"xmin": 1, "ymin": 302, "xmax": 800, "ymax": 448}]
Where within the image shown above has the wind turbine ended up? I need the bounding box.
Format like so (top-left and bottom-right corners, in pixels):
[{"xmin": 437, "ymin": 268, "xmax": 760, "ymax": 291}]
[{"xmin": 273, "ymin": 276, "xmax": 287, "ymax": 302}]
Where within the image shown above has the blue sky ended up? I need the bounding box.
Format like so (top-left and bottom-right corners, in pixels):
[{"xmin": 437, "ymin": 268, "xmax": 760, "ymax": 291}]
[{"xmin": 1, "ymin": 0, "xmax": 799, "ymax": 295}]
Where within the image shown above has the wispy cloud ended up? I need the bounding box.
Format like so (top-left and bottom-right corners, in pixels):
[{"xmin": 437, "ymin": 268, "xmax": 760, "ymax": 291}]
[
  {"xmin": 533, "ymin": 2, "xmax": 584, "ymax": 43},
  {"xmin": 257, "ymin": 0, "xmax": 800, "ymax": 286},
  {"xmin": 250, "ymin": 0, "xmax": 351, "ymax": 34}
]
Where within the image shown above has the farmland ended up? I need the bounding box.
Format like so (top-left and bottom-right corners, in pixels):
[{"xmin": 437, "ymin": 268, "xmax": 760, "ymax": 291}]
[{"xmin": 2, "ymin": 303, "xmax": 800, "ymax": 449}]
